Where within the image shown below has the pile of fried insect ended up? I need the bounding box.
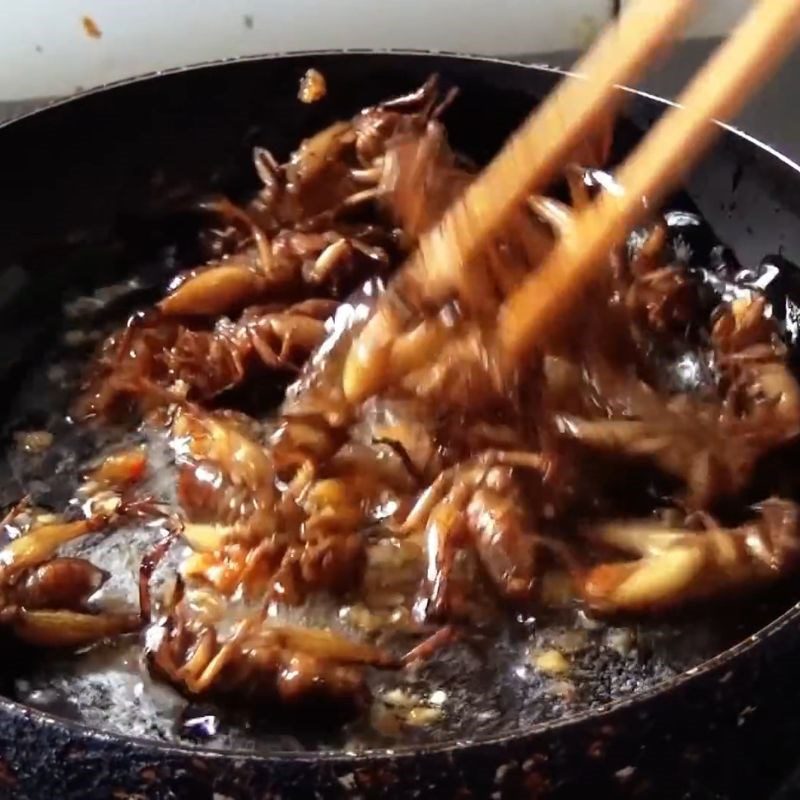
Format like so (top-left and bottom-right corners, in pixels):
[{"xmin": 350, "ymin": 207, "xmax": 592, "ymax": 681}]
[{"xmin": 4, "ymin": 73, "xmax": 800, "ymax": 713}]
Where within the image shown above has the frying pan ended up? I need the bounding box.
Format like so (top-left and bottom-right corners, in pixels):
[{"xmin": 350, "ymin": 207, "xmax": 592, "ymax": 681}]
[{"xmin": 2, "ymin": 51, "xmax": 800, "ymax": 800}]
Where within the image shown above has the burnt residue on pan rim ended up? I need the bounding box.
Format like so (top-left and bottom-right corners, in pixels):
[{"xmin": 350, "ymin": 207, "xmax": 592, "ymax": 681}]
[{"xmin": 1, "ymin": 51, "xmax": 800, "ymax": 766}]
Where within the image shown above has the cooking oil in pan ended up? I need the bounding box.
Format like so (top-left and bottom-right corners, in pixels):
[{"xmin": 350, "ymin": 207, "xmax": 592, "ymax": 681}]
[{"xmin": 0, "ymin": 271, "xmax": 790, "ymax": 754}]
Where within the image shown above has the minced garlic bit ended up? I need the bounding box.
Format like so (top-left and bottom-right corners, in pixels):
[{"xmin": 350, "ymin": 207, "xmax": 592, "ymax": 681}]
[
  {"xmin": 428, "ymin": 689, "xmax": 447, "ymax": 706},
  {"xmin": 378, "ymin": 687, "xmax": 445, "ymax": 727},
  {"xmin": 14, "ymin": 430, "xmax": 54, "ymax": 453},
  {"xmin": 81, "ymin": 489, "xmax": 122, "ymax": 517},
  {"xmin": 406, "ymin": 706, "xmax": 443, "ymax": 726},
  {"xmin": 30, "ymin": 512, "xmax": 60, "ymax": 526},
  {"xmin": 381, "ymin": 687, "xmax": 418, "ymax": 708},
  {"xmin": 605, "ymin": 627, "xmax": 636, "ymax": 657},
  {"xmin": 299, "ymin": 68, "xmax": 327, "ymax": 103},
  {"xmin": 532, "ymin": 648, "xmax": 570, "ymax": 675}
]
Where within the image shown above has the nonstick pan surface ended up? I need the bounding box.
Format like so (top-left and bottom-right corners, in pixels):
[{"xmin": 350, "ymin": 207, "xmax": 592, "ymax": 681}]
[{"xmin": 2, "ymin": 51, "xmax": 800, "ymax": 799}]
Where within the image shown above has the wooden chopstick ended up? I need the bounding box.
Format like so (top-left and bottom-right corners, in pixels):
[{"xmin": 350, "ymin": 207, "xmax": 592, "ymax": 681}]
[
  {"xmin": 402, "ymin": 0, "xmax": 696, "ymax": 308},
  {"xmin": 498, "ymin": 0, "xmax": 800, "ymax": 365},
  {"xmin": 342, "ymin": 0, "xmax": 694, "ymax": 402}
]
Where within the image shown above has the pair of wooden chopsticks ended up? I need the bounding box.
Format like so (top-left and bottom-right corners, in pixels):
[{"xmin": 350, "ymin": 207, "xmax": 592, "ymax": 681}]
[{"xmin": 343, "ymin": 0, "xmax": 800, "ymax": 402}]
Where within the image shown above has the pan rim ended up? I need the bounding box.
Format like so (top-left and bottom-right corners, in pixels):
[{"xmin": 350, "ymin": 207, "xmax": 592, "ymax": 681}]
[{"xmin": 2, "ymin": 47, "xmax": 800, "ymax": 763}]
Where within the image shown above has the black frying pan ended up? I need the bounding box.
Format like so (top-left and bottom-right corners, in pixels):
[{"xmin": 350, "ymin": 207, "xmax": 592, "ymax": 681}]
[{"xmin": 2, "ymin": 52, "xmax": 800, "ymax": 800}]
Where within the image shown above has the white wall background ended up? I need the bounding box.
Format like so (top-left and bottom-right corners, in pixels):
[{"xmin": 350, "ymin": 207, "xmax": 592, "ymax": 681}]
[{"xmin": 0, "ymin": 0, "xmax": 752, "ymax": 101}]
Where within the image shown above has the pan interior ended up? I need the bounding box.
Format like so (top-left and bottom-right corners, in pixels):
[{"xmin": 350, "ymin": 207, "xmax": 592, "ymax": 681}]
[
  {"xmin": 0, "ymin": 54, "xmax": 799, "ymax": 755},
  {"xmin": 1, "ymin": 337, "xmax": 788, "ymax": 752}
]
